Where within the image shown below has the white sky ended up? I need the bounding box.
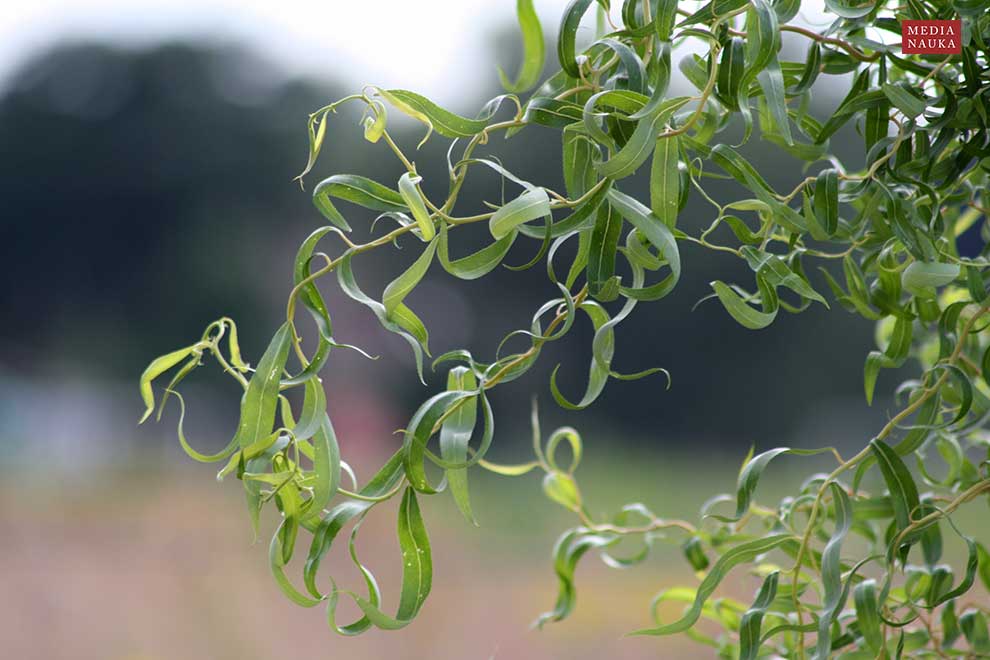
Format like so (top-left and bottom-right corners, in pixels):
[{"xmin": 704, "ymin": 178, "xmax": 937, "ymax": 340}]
[
  {"xmin": 0, "ymin": 1, "xmax": 838, "ymax": 104},
  {"xmin": 0, "ymin": 0, "xmax": 577, "ymax": 103}
]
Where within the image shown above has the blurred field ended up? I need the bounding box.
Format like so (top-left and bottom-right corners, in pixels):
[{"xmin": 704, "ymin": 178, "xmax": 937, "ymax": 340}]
[
  {"xmin": 0, "ymin": 448, "xmax": 752, "ymax": 660},
  {"xmin": 3, "ymin": 441, "xmax": 987, "ymax": 659}
]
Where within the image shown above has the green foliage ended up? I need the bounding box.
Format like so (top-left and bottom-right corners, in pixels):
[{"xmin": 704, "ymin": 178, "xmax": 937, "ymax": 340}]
[{"xmin": 140, "ymin": 1, "xmax": 990, "ymax": 657}]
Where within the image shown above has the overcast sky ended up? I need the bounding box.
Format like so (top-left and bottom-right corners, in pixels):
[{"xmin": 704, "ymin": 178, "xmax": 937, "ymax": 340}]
[
  {"xmin": 0, "ymin": 0, "xmax": 583, "ymax": 104},
  {"xmin": 0, "ymin": 1, "xmax": 841, "ymax": 105}
]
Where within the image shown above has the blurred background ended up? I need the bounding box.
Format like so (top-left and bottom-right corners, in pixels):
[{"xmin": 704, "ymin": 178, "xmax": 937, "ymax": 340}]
[{"xmin": 0, "ymin": 1, "xmax": 969, "ymax": 658}]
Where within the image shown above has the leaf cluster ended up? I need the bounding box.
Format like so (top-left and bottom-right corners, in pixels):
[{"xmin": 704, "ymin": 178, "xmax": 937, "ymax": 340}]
[{"xmin": 140, "ymin": 0, "xmax": 990, "ymax": 656}]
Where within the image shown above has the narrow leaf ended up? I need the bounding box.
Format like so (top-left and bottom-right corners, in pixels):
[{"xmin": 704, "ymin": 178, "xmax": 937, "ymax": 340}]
[
  {"xmin": 813, "ymin": 168, "xmax": 839, "ymax": 236},
  {"xmin": 870, "ymin": 439, "xmax": 921, "ymax": 563},
  {"xmin": 883, "ymin": 82, "xmax": 927, "ymax": 118},
  {"xmin": 632, "ymin": 534, "xmax": 794, "ymax": 636},
  {"xmin": 587, "ymin": 202, "xmax": 622, "ymax": 298},
  {"xmin": 440, "ymin": 367, "xmax": 479, "ymax": 525},
  {"xmin": 235, "ymin": 324, "xmax": 292, "ymax": 450},
  {"xmin": 489, "ymin": 187, "xmax": 551, "ymax": 239},
  {"xmin": 397, "ymin": 172, "xmax": 436, "ymax": 241},
  {"xmin": 139, "ymin": 345, "xmax": 196, "ymax": 423},
  {"xmin": 739, "ymin": 571, "xmax": 779, "ymax": 660},
  {"xmin": 349, "ymin": 488, "xmax": 432, "ymax": 629},
  {"xmin": 557, "ymin": 0, "xmax": 597, "ymax": 78},
  {"xmin": 499, "ymin": 0, "xmax": 545, "ymax": 93},
  {"xmin": 313, "ymin": 174, "xmax": 407, "ymax": 232},
  {"xmin": 651, "ymin": 135, "xmax": 680, "ymax": 228},
  {"xmin": 383, "ymin": 239, "xmax": 437, "ymax": 317}
]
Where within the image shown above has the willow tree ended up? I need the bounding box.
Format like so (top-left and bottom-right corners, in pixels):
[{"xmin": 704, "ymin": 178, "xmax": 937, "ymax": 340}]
[{"xmin": 140, "ymin": 0, "xmax": 990, "ymax": 656}]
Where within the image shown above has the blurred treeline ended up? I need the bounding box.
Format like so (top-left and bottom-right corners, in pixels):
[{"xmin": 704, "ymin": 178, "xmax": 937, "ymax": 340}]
[{"xmin": 0, "ymin": 40, "xmax": 888, "ymax": 461}]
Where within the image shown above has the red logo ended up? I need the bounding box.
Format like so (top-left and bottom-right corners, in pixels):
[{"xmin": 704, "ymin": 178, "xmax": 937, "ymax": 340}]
[{"xmin": 901, "ymin": 20, "xmax": 962, "ymax": 54}]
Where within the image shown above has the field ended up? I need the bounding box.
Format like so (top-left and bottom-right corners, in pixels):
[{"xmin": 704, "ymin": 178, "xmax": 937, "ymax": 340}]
[{"xmin": 1, "ymin": 448, "xmax": 745, "ymax": 659}]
